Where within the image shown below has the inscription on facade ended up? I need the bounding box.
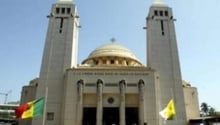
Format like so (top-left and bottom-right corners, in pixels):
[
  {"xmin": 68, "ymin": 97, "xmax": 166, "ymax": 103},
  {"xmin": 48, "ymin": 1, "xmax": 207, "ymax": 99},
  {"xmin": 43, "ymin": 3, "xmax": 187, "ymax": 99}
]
[{"xmin": 73, "ymin": 72, "xmax": 149, "ymax": 76}]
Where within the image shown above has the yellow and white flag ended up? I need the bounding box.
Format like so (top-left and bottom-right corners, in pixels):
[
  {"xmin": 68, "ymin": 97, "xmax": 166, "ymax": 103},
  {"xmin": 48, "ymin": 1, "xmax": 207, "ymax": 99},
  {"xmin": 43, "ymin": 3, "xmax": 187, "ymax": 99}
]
[{"xmin": 159, "ymin": 99, "xmax": 176, "ymax": 120}]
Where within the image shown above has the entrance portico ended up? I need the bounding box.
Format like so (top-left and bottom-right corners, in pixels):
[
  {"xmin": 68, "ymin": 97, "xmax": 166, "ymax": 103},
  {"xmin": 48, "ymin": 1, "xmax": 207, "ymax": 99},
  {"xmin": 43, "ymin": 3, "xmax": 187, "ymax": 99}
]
[{"xmin": 80, "ymin": 79, "xmax": 146, "ymax": 125}]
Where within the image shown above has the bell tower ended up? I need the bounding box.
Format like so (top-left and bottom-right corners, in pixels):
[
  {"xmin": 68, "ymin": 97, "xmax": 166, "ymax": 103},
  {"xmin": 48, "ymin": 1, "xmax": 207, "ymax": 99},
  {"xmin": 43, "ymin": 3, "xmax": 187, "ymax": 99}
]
[
  {"xmin": 146, "ymin": 0, "xmax": 187, "ymax": 124},
  {"xmin": 32, "ymin": 0, "xmax": 80, "ymax": 125}
]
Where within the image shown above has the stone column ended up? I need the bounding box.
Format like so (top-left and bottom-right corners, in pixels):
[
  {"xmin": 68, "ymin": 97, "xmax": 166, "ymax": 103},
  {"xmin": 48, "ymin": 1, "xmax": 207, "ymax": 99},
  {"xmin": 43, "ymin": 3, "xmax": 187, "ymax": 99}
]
[
  {"xmin": 119, "ymin": 80, "xmax": 126, "ymax": 125},
  {"xmin": 76, "ymin": 79, "xmax": 84, "ymax": 125},
  {"xmin": 138, "ymin": 79, "xmax": 145, "ymax": 125},
  {"xmin": 96, "ymin": 79, "xmax": 103, "ymax": 125}
]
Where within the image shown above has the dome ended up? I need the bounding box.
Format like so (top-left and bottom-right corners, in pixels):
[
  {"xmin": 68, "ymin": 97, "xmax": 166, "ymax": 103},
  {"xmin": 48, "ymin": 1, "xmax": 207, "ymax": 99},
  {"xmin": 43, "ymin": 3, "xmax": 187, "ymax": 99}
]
[
  {"xmin": 88, "ymin": 42, "xmax": 139, "ymax": 60},
  {"xmin": 82, "ymin": 42, "xmax": 144, "ymax": 67}
]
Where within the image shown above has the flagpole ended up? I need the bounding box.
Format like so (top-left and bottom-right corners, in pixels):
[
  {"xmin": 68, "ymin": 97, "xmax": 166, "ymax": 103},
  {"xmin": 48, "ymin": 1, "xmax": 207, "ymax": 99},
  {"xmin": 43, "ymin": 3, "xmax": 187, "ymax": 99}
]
[
  {"xmin": 163, "ymin": 119, "xmax": 166, "ymax": 124},
  {"xmin": 42, "ymin": 87, "xmax": 48, "ymax": 125}
]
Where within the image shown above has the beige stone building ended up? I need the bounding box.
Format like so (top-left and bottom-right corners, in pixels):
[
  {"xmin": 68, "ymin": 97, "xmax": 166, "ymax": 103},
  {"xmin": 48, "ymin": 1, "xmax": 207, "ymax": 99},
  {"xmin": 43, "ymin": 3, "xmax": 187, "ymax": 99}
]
[
  {"xmin": 19, "ymin": 0, "xmax": 200, "ymax": 125},
  {"xmin": 183, "ymin": 81, "xmax": 200, "ymax": 121}
]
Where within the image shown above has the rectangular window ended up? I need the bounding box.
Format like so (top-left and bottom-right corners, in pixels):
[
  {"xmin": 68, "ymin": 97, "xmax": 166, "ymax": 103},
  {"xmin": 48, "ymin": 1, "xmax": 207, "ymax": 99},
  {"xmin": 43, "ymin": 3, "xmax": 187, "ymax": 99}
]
[
  {"xmin": 61, "ymin": 8, "xmax": 65, "ymax": 14},
  {"xmin": 110, "ymin": 60, "xmax": 114, "ymax": 64},
  {"xmin": 160, "ymin": 11, "xmax": 163, "ymax": 16},
  {"xmin": 103, "ymin": 60, "xmax": 107, "ymax": 64},
  {"xmin": 56, "ymin": 8, "xmax": 60, "ymax": 14},
  {"xmin": 47, "ymin": 112, "xmax": 54, "ymax": 121},
  {"xmin": 154, "ymin": 10, "xmax": 158, "ymax": 16},
  {"xmin": 67, "ymin": 8, "xmax": 71, "ymax": 14},
  {"xmin": 165, "ymin": 11, "xmax": 168, "ymax": 16}
]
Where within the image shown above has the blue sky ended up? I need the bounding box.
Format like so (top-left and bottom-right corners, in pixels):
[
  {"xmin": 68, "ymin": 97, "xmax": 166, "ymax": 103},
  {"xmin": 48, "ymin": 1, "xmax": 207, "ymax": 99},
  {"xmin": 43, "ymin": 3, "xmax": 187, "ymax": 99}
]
[{"xmin": 0, "ymin": 0, "xmax": 219, "ymax": 111}]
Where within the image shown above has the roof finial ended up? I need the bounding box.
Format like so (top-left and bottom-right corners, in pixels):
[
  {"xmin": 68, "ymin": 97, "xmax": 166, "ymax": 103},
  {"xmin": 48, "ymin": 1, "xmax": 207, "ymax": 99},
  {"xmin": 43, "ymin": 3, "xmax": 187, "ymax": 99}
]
[
  {"xmin": 153, "ymin": 0, "xmax": 163, "ymax": 3},
  {"xmin": 110, "ymin": 38, "xmax": 116, "ymax": 43},
  {"xmin": 152, "ymin": 0, "xmax": 167, "ymax": 6},
  {"xmin": 58, "ymin": 0, "xmax": 72, "ymax": 2}
]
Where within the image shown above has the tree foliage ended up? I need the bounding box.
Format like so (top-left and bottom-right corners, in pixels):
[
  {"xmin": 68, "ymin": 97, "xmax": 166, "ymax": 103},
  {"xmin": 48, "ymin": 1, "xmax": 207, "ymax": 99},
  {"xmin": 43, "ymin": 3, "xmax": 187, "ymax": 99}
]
[{"xmin": 200, "ymin": 102, "xmax": 216, "ymax": 117}]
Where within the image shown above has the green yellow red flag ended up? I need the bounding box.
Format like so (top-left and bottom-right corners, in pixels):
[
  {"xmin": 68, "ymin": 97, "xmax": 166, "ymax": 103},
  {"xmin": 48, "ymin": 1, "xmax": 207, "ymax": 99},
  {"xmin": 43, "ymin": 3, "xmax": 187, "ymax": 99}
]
[{"xmin": 15, "ymin": 97, "xmax": 45, "ymax": 119}]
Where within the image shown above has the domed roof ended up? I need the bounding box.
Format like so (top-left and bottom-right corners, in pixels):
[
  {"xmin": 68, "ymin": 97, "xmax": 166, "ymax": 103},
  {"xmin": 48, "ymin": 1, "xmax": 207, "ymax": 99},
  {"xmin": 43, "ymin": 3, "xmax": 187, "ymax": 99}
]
[
  {"xmin": 82, "ymin": 41, "xmax": 144, "ymax": 67},
  {"xmin": 89, "ymin": 42, "xmax": 139, "ymax": 60}
]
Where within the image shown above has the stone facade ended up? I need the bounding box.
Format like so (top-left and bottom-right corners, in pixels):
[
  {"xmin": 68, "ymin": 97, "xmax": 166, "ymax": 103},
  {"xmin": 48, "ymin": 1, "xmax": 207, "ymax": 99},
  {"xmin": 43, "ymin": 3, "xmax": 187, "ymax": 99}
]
[{"xmin": 61, "ymin": 67, "xmax": 160, "ymax": 125}]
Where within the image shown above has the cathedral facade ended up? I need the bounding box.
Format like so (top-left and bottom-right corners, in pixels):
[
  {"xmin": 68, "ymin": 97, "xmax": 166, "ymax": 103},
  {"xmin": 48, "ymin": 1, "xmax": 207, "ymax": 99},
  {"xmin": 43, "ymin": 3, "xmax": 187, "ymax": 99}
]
[{"xmin": 19, "ymin": 0, "xmax": 200, "ymax": 125}]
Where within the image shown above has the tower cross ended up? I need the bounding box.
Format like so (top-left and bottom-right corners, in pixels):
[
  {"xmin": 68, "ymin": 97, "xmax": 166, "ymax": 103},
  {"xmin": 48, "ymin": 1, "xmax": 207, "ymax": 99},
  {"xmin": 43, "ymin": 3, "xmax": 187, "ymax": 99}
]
[{"xmin": 110, "ymin": 38, "xmax": 116, "ymax": 43}]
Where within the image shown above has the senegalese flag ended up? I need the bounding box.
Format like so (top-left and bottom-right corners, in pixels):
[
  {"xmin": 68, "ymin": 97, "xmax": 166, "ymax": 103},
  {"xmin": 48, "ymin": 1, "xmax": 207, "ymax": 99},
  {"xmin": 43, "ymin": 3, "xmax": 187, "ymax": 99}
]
[
  {"xmin": 159, "ymin": 99, "xmax": 176, "ymax": 120},
  {"xmin": 15, "ymin": 97, "xmax": 45, "ymax": 119}
]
